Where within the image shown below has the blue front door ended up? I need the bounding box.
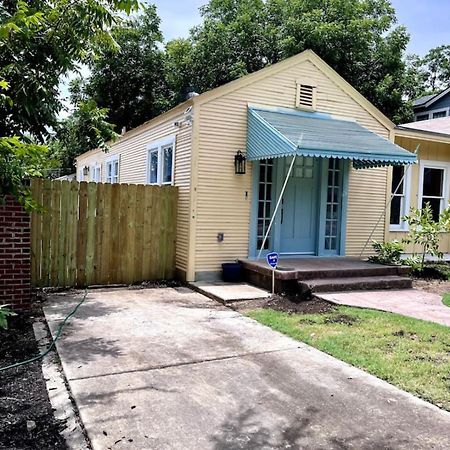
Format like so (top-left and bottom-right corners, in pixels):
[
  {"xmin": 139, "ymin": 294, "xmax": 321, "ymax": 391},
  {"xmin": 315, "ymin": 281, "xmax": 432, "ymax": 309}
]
[{"xmin": 279, "ymin": 157, "xmax": 319, "ymax": 254}]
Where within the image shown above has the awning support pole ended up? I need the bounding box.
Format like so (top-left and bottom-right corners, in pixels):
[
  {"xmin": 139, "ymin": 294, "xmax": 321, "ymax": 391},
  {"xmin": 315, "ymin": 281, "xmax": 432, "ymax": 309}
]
[
  {"xmin": 359, "ymin": 145, "xmax": 420, "ymax": 257},
  {"xmin": 257, "ymin": 155, "xmax": 296, "ymax": 260}
]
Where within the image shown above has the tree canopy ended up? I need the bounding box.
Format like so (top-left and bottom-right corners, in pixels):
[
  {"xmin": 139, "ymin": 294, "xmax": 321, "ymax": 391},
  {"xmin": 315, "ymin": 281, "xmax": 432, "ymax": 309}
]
[
  {"xmin": 84, "ymin": 5, "xmax": 169, "ymax": 132},
  {"xmin": 0, "ymin": 0, "xmax": 138, "ymax": 206},
  {"xmin": 166, "ymin": 0, "xmax": 411, "ymax": 123},
  {"xmin": 67, "ymin": 0, "xmax": 450, "ymax": 143}
]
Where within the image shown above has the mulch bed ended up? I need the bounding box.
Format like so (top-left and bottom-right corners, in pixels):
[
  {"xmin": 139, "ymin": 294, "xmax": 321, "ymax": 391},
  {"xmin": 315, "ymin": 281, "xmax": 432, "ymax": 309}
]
[
  {"xmin": 265, "ymin": 294, "xmax": 336, "ymax": 314},
  {"xmin": 0, "ymin": 311, "xmax": 67, "ymax": 450},
  {"xmin": 234, "ymin": 294, "xmax": 335, "ymax": 314}
]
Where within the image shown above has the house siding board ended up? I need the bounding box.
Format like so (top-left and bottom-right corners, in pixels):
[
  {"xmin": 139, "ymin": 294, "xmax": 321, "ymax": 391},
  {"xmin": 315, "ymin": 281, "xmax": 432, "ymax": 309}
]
[
  {"xmin": 195, "ymin": 59, "xmax": 391, "ymax": 273},
  {"xmin": 389, "ymin": 135, "xmax": 450, "ymax": 252},
  {"xmin": 75, "ymin": 108, "xmax": 193, "ymax": 273}
]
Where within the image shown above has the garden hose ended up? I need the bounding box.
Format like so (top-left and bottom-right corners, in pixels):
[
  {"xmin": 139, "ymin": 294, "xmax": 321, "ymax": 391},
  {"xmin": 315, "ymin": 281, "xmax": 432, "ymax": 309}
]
[{"xmin": 0, "ymin": 289, "xmax": 88, "ymax": 372}]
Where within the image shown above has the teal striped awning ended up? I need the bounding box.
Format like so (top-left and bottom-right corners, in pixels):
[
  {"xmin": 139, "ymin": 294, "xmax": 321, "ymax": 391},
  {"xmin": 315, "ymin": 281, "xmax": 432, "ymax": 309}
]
[{"xmin": 247, "ymin": 106, "xmax": 417, "ymax": 169}]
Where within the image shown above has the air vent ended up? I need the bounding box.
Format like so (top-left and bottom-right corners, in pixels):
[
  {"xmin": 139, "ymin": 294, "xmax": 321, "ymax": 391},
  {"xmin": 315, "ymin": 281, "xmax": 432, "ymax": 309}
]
[{"xmin": 296, "ymin": 83, "xmax": 317, "ymax": 109}]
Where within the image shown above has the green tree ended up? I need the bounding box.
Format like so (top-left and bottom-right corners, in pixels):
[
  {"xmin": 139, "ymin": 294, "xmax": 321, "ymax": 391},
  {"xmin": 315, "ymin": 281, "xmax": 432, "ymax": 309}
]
[
  {"xmin": 84, "ymin": 5, "xmax": 169, "ymax": 131},
  {"xmin": 0, "ymin": 0, "xmax": 138, "ymax": 207},
  {"xmin": 165, "ymin": 38, "xmax": 196, "ymax": 106},
  {"xmin": 51, "ymin": 100, "xmax": 118, "ymax": 173},
  {"xmin": 403, "ymin": 203, "xmax": 450, "ymax": 271},
  {"xmin": 168, "ymin": 0, "xmax": 410, "ymax": 122},
  {"xmin": 0, "ymin": 0, "xmax": 139, "ymax": 140},
  {"xmin": 422, "ymin": 45, "xmax": 450, "ymax": 92}
]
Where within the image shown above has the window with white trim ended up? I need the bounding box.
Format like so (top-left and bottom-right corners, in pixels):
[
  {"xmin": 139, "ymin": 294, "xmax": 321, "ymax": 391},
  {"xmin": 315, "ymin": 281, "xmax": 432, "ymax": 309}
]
[
  {"xmin": 433, "ymin": 110, "xmax": 447, "ymax": 119},
  {"xmin": 91, "ymin": 163, "xmax": 101, "ymax": 182},
  {"xmin": 78, "ymin": 169, "xmax": 84, "ymax": 181},
  {"xmin": 415, "ymin": 113, "xmax": 429, "ymax": 121},
  {"xmin": 389, "ymin": 165, "xmax": 410, "ymax": 230},
  {"xmin": 419, "ymin": 163, "xmax": 447, "ymax": 222},
  {"xmin": 147, "ymin": 137, "xmax": 175, "ymax": 185},
  {"xmin": 106, "ymin": 156, "xmax": 119, "ymax": 184}
]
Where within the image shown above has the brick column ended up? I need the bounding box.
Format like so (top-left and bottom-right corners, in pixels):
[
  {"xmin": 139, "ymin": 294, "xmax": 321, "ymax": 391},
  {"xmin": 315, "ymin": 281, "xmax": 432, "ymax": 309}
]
[{"xmin": 0, "ymin": 196, "xmax": 32, "ymax": 310}]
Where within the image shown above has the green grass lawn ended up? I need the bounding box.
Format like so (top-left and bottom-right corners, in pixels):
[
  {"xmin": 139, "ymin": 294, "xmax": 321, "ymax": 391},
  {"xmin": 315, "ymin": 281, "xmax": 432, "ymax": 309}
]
[
  {"xmin": 248, "ymin": 306, "xmax": 450, "ymax": 411},
  {"xmin": 443, "ymin": 294, "xmax": 450, "ymax": 308}
]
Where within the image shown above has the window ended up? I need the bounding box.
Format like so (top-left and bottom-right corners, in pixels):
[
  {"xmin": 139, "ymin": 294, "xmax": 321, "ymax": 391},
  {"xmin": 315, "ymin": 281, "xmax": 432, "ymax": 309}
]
[
  {"xmin": 389, "ymin": 165, "xmax": 410, "ymax": 230},
  {"xmin": 416, "ymin": 113, "xmax": 429, "ymax": 122},
  {"xmin": 106, "ymin": 156, "xmax": 119, "ymax": 184},
  {"xmin": 296, "ymin": 81, "xmax": 317, "ymax": 109},
  {"xmin": 257, "ymin": 159, "xmax": 273, "ymax": 250},
  {"xmin": 433, "ymin": 110, "xmax": 447, "ymax": 119},
  {"xmin": 419, "ymin": 163, "xmax": 447, "ymax": 222},
  {"xmin": 78, "ymin": 169, "xmax": 84, "ymax": 181},
  {"xmin": 147, "ymin": 137, "xmax": 175, "ymax": 185},
  {"xmin": 91, "ymin": 164, "xmax": 101, "ymax": 182}
]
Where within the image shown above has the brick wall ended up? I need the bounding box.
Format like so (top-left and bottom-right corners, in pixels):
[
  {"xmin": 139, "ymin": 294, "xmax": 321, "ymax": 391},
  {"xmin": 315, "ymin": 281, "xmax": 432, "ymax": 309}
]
[{"xmin": 0, "ymin": 196, "xmax": 32, "ymax": 310}]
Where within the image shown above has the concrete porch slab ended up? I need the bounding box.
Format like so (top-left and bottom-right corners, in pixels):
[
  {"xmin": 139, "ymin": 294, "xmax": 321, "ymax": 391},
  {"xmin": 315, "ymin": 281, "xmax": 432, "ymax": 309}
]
[
  {"xmin": 318, "ymin": 289, "xmax": 450, "ymax": 326},
  {"xmin": 190, "ymin": 281, "xmax": 270, "ymax": 303}
]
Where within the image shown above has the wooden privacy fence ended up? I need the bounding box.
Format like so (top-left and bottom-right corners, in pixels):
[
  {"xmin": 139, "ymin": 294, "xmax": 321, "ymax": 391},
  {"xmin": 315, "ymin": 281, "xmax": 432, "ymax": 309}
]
[{"xmin": 31, "ymin": 179, "xmax": 177, "ymax": 288}]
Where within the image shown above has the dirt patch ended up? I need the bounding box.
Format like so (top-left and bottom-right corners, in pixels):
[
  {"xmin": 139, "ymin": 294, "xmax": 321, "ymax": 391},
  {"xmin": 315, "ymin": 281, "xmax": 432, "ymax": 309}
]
[
  {"xmin": 413, "ymin": 278, "xmax": 450, "ymax": 296},
  {"xmin": 392, "ymin": 330, "xmax": 419, "ymax": 340},
  {"xmin": 0, "ymin": 311, "xmax": 67, "ymax": 450},
  {"xmin": 324, "ymin": 314, "xmax": 358, "ymax": 326},
  {"xmin": 234, "ymin": 294, "xmax": 335, "ymax": 315}
]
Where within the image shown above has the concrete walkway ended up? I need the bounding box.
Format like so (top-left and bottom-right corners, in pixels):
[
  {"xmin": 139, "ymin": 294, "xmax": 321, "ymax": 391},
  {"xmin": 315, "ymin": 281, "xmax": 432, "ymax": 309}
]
[
  {"xmin": 44, "ymin": 287, "xmax": 450, "ymax": 449},
  {"xmin": 319, "ymin": 289, "xmax": 450, "ymax": 326}
]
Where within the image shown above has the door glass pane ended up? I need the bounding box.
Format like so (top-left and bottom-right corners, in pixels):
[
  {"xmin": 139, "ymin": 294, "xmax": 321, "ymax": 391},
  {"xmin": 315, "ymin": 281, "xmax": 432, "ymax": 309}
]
[
  {"xmin": 324, "ymin": 158, "xmax": 342, "ymax": 252},
  {"xmin": 423, "ymin": 168, "xmax": 443, "ymax": 197},
  {"xmin": 149, "ymin": 150, "xmax": 158, "ymax": 184},
  {"xmin": 256, "ymin": 159, "xmax": 273, "ymax": 250},
  {"xmin": 162, "ymin": 145, "xmax": 173, "ymax": 183}
]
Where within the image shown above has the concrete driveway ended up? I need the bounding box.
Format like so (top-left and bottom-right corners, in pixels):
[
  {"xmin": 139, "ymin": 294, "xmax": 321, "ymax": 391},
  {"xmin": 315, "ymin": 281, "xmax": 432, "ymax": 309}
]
[{"xmin": 44, "ymin": 287, "xmax": 450, "ymax": 450}]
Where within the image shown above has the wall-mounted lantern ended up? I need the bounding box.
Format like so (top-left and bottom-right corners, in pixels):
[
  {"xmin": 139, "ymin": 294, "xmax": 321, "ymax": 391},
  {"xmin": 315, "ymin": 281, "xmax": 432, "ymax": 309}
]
[
  {"xmin": 234, "ymin": 150, "xmax": 246, "ymax": 175},
  {"xmin": 83, "ymin": 166, "xmax": 90, "ymax": 177}
]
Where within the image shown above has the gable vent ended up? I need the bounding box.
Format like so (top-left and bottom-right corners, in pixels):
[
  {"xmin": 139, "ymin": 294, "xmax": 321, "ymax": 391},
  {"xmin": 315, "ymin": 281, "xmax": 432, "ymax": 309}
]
[{"xmin": 296, "ymin": 83, "xmax": 317, "ymax": 109}]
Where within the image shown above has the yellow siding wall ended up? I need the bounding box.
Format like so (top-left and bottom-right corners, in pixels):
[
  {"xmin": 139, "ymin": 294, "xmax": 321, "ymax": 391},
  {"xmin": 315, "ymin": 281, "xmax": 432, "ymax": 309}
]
[
  {"xmin": 194, "ymin": 58, "xmax": 390, "ymax": 275},
  {"xmin": 75, "ymin": 106, "xmax": 193, "ymax": 274},
  {"xmin": 389, "ymin": 135, "xmax": 450, "ymax": 253}
]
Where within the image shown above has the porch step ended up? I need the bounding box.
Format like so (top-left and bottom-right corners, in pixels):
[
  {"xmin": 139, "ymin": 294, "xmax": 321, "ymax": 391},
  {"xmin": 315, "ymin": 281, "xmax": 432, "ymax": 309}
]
[
  {"xmin": 300, "ymin": 275, "xmax": 413, "ymax": 294},
  {"xmin": 295, "ymin": 265, "xmax": 410, "ymax": 281}
]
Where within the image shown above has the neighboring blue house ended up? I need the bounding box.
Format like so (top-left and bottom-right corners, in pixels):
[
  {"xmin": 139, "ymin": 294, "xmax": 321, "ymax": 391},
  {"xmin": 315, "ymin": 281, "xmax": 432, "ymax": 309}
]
[{"xmin": 413, "ymin": 87, "xmax": 450, "ymax": 121}]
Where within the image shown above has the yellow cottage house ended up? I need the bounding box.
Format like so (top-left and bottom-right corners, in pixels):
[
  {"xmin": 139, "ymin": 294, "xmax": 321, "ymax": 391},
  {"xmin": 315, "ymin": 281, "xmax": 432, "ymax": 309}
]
[{"xmin": 76, "ymin": 50, "xmax": 416, "ymax": 283}]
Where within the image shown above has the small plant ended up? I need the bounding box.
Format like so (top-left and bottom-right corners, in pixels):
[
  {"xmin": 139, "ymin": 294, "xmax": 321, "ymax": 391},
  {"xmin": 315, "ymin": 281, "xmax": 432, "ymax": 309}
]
[
  {"xmin": 369, "ymin": 240, "xmax": 404, "ymax": 265},
  {"xmin": 0, "ymin": 305, "xmax": 17, "ymax": 330},
  {"xmin": 403, "ymin": 255, "xmax": 423, "ymax": 273},
  {"xmin": 402, "ymin": 203, "xmax": 450, "ymax": 271}
]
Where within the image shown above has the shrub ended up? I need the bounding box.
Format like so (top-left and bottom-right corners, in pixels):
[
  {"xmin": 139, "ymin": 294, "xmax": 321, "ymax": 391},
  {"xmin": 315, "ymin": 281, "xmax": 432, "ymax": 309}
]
[
  {"xmin": 402, "ymin": 203, "xmax": 450, "ymax": 271},
  {"xmin": 0, "ymin": 305, "xmax": 17, "ymax": 330},
  {"xmin": 369, "ymin": 240, "xmax": 404, "ymax": 265}
]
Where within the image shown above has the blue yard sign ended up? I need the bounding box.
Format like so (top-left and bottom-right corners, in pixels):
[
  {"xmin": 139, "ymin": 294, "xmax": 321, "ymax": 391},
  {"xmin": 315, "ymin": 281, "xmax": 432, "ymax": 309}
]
[{"xmin": 266, "ymin": 252, "xmax": 279, "ymax": 269}]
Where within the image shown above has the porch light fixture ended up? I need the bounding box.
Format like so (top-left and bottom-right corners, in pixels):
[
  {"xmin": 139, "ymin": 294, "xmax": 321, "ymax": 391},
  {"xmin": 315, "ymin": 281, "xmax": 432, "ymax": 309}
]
[
  {"xmin": 83, "ymin": 166, "xmax": 90, "ymax": 176},
  {"xmin": 234, "ymin": 150, "xmax": 246, "ymax": 174}
]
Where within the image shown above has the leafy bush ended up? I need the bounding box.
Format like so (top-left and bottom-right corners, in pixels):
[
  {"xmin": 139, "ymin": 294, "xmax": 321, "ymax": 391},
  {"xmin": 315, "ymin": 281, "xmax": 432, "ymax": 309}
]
[
  {"xmin": 403, "ymin": 255, "xmax": 422, "ymax": 273},
  {"xmin": 0, "ymin": 305, "xmax": 17, "ymax": 330},
  {"xmin": 369, "ymin": 240, "xmax": 404, "ymax": 265},
  {"xmin": 402, "ymin": 203, "xmax": 450, "ymax": 271}
]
